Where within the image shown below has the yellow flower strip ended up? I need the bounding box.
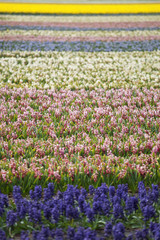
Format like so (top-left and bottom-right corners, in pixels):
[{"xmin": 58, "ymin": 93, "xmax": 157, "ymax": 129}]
[{"xmin": 0, "ymin": 3, "xmax": 160, "ymax": 14}]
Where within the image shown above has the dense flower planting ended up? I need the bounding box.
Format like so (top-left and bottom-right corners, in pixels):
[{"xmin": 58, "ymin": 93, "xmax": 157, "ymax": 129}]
[
  {"xmin": 0, "ymin": 87, "xmax": 160, "ymax": 193},
  {"xmin": 1, "ymin": 14, "xmax": 160, "ymax": 22},
  {"xmin": 1, "ymin": 30, "xmax": 160, "ymax": 37},
  {"xmin": 0, "ymin": 51, "xmax": 160, "ymax": 89},
  {"xmin": 1, "ymin": 182, "xmax": 160, "ymax": 239},
  {"xmin": 1, "ymin": 40, "xmax": 160, "ymax": 52},
  {"xmin": 1, "ymin": 14, "xmax": 160, "ymax": 52},
  {"xmin": 0, "ymin": 13, "xmax": 160, "ymax": 239}
]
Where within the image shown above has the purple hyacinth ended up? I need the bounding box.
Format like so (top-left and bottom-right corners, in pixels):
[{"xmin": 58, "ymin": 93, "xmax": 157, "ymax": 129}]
[
  {"xmin": 104, "ymin": 221, "xmax": 112, "ymax": 237},
  {"xmin": 84, "ymin": 228, "xmax": 97, "ymax": 240},
  {"xmin": 155, "ymin": 229, "xmax": 160, "ymax": 240},
  {"xmin": 102, "ymin": 200, "xmax": 111, "ymax": 216},
  {"xmin": 63, "ymin": 186, "xmax": 75, "ymax": 205},
  {"xmin": 147, "ymin": 184, "xmax": 159, "ymax": 204},
  {"xmin": 66, "ymin": 204, "xmax": 79, "ymax": 220},
  {"xmin": 150, "ymin": 222, "xmax": 160, "ymax": 237},
  {"xmin": 28, "ymin": 204, "xmax": 41, "ymax": 223},
  {"xmin": 99, "ymin": 183, "xmax": 109, "ymax": 195},
  {"xmin": 21, "ymin": 231, "xmax": 29, "ymax": 240},
  {"xmin": 89, "ymin": 185, "xmax": 95, "ymax": 195},
  {"xmin": 13, "ymin": 186, "xmax": 22, "ymax": 203},
  {"xmin": 32, "ymin": 230, "xmax": 39, "ymax": 240},
  {"xmin": 81, "ymin": 187, "xmax": 88, "ymax": 197},
  {"xmin": 92, "ymin": 200, "xmax": 102, "ymax": 215},
  {"xmin": 78, "ymin": 194, "xmax": 86, "ymax": 213},
  {"xmin": 112, "ymin": 222, "xmax": 125, "ymax": 240},
  {"xmin": 112, "ymin": 195, "xmax": 121, "ymax": 205},
  {"xmin": 109, "ymin": 186, "xmax": 116, "ymax": 200},
  {"xmin": 6, "ymin": 210, "xmax": 17, "ymax": 226},
  {"xmin": 55, "ymin": 228, "xmax": 64, "ymax": 240},
  {"xmin": 125, "ymin": 196, "xmax": 138, "ymax": 214},
  {"xmin": 74, "ymin": 188, "xmax": 81, "ymax": 201},
  {"xmin": 37, "ymin": 226, "xmax": 50, "ymax": 240},
  {"xmin": 85, "ymin": 206, "xmax": 95, "ymax": 222},
  {"xmin": 139, "ymin": 197, "xmax": 148, "ymax": 210},
  {"xmin": 0, "ymin": 193, "xmax": 9, "ymax": 211},
  {"xmin": 30, "ymin": 185, "xmax": 42, "ymax": 201},
  {"xmin": 67, "ymin": 227, "xmax": 75, "ymax": 240},
  {"xmin": 135, "ymin": 228, "xmax": 149, "ymax": 240},
  {"xmin": 152, "ymin": 184, "xmax": 159, "ymax": 202},
  {"xmin": 43, "ymin": 183, "xmax": 54, "ymax": 201},
  {"xmin": 126, "ymin": 234, "xmax": 134, "ymax": 240},
  {"xmin": 113, "ymin": 203, "xmax": 124, "ymax": 219},
  {"xmin": 138, "ymin": 182, "xmax": 147, "ymax": 200},
  {"xmin": 43, "ymin": 204, "xmax": 52, "ymax": 220},
  {"xmin": 0, "ymin": 229, "xmax": 7, "ymax": 240},
  {"xmin": 142, "ymin": 205, "xmax": 155, "ymax": 221},
  {"xmin": 116, "ymin": 184, "xmax": 128, "ymax": 201},
  {"xmin": 51, "ymin": 207, "xmax": 60, "ymax": 223},
  {"xmin": 74, "ymin": 227, "xmax": 85, "ymax": 240}
]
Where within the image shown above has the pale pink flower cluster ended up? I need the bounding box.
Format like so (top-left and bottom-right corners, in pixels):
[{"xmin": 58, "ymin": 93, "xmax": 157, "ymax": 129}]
[{"xmin": 0, "ymin": 87, "xmax": 159, "ymax": 183}]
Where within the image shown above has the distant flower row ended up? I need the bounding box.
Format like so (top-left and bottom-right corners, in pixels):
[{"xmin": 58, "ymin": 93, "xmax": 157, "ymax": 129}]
[
  {"xmin": 1, "ymin": 29, "xmax": 160, "ymax": 37},
  {"xmin": 0, "ymin": 51, "xmax": 160, "ymax": 90},
  {"xmin": 1, "ymin": 14, "xmax": 159, "ymax": 22},
  {"xmin": 1, "ymin": 181, "xmax": 160, "ymax": 239},
  {"xmin": 1, "ymin": 40, "xmax": 160, "ymax": 52},
  {"xmin": 0, "ymin": 87, "xmax": 159, "ymax": 191}
]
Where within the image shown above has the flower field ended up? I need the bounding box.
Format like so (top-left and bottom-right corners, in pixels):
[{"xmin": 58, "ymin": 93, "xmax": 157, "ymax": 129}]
[{"xmin": 0, "ymin": 13, "xmax": 160, "ymax": 239}]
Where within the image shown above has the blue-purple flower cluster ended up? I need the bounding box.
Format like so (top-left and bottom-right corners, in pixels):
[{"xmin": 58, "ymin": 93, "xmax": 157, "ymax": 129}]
[
  {"xmin": 1, "ymin": 182, "xmax": 160, "ymax": 239},
  {"xmin": 1, "ymin": 26, "xmax": 160, "ymax": 31},
  {"xmin": 0, "ymin": 40, "xmax": 160, "ymax": 52}
]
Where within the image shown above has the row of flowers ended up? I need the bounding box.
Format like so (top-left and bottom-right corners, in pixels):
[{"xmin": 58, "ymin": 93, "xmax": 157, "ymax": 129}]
[
  {"xmin": 1, "ymin": 40, "xmax": 160, "ymax": 52},
  {"xmin": 0, "ymin": 181, "xmax": 160, "ymax": 239},
  {"xmin": 1, "ymin": 14, "xmax": 160, "ymax": 22},
  {"xmin": 1, "ymin": 21, "xmax": 160, "ymax": 28},
  {"xmin": 1, "ymin": 30, "xmax": 160, "ymax": 37},
  {"xmin": 1, "ymin": 26, "xmax": 159, "ymax": 31},
  {"xmin": 0, "ymin": 87, "xmax": 159, "ymax": 192},
  {"xmin": 2, "ymin": 36, "xmax": 160, "ymax": 43},
  {"xmin": 0, "ymin": 51, "xmax": 160, "ymax": 89}
]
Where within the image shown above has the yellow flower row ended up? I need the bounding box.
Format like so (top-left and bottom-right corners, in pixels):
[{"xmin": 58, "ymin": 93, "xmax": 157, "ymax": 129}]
[{"xmin": 0, "ymin": 2, "xmax": 160, "ymax": 14}]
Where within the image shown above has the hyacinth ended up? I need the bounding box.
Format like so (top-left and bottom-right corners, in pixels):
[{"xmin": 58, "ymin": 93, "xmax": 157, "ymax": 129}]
[
  {"xmin": 13, "ymin": 185, "xmax": 22, "ymax": 202},
  {"xmin": 113, "ymin": 203, "xmax": 124, "ymax": 220},
  {"xmin": 43, "ymin": 183, "xmax": 54, "ymax": 201},
  {"xmin": 89, "ymin": 185, "xmax": 95, "ymax": 195},
  {"xmin": 6, "ymin": 210, "xmax": 17, "ymax": 226},
  {"xmin": 142, "ymin": 205, "xmax": 156, "ymax": 222},
  {"xmin": 0, "ymin": 182, "xmax": 160, "ymax": 238},
  {"xmin": 112, "ymin": 223, "xmax": 125, "ymax": 240},
  {"xmin": 0, "ymin": 87, "xmax": 160, "ymax": 191},
  {"xmin": 0, "ymin": 192, "xmax": 9, "ymax": 217},
  {"xmin": 104, "ymin": 221, "xmax": 112, "ymax": 237},
  {"xmin": 151, "ymin": 184, "xmax": 159, "ymax": 202},
  {"xmin": 135, "ymin": 228, "xmax": 149, "ymax": 240},
  {"xmin": 126, "ymin": 235, "xmax": 134, "ymax": 240},
  {"xmin": 67, "ymin": 227, "xmax": 75, "ymax": 240},
  {"xmin": 85, "ymin": 206, "xmax": 95, "ymax": 222},
  {"xmin": 21, "ymin": 231, "xmax": 29, "ymax": 240},
  {"xmin": 0, "ymin": 229, "xmax": 7, "ymax": 240},
  {"xmin": 29, "ymin": 185, "xmax": 42, "ymax": 201}
]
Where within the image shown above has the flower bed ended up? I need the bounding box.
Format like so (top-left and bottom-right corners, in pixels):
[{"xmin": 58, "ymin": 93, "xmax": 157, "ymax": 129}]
[
  {"xmin": 0, "ymin": 51, "xmax": 160, "ymax": 89},
  {"xmin": 0, "ymin": 13, "xmax": 160, "ymax": 239},
  {"xmin": 1, "ymin": 182, "xmax": 160, "ymax": 239},
  {"xmin": 0, "ymin": 87, "xmax": 160, "ymax": 194}
]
